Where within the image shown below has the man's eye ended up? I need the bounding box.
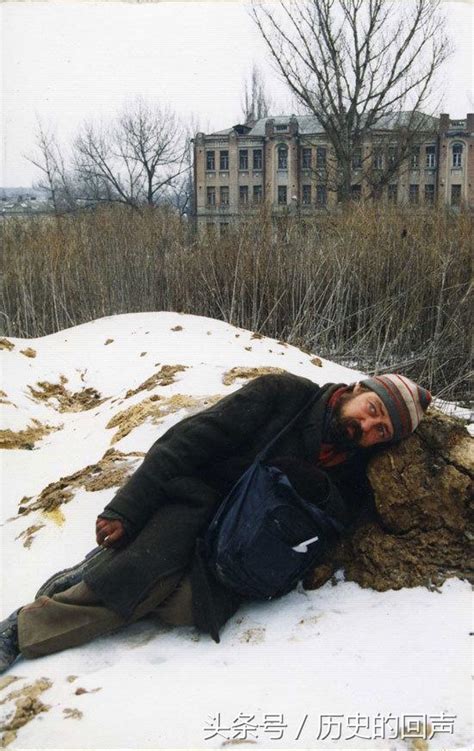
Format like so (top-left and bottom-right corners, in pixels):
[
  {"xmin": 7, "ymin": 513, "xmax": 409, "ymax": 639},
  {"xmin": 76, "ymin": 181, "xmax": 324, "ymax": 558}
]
[{"xmin": 369, "ymin": 402, "xmax": 376, "ymax": 415}]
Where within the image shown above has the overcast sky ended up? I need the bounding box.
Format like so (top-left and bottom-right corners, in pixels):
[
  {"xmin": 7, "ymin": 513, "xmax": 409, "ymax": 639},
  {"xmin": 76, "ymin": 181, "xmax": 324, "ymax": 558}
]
[{"xmin": 1, "ymin": 0, "xmax": 473, "ymax": 187}]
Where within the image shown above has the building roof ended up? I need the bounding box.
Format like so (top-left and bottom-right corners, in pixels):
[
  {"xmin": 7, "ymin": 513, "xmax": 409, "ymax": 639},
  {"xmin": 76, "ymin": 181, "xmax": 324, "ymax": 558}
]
[{"xmin": 208, "ymin": 111, "xmax": 439, "ymax": 138}]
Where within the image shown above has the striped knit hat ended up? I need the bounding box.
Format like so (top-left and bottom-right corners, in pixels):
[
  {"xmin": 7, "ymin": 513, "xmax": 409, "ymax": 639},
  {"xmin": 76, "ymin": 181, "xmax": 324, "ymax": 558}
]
[{"xmin": 361, "ymin": 374, "xmax": 431, "ymax": 442}]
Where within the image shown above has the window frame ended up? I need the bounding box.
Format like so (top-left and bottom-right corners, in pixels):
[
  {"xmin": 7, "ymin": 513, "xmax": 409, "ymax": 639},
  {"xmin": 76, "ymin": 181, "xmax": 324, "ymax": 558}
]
[
  {"xmin": 219, "ymin": 185, "xmax": 229, "ymax": 206},
  {"xmin": 206, "ymin": 186, "xmax": 216, "ymax": 207},
  {"xmin": 219, "ymin": 150, "xmax": 229, "ymax": 171},
  {"xmin": 239, "ymin": 149, "xmax": 248, "ymax": 171},
  {"xmin": 302, "ymin": 148, "xmax": 312, "ymax": 169},
  {"xmin": 239, "ymin": 185, "xmax": 249, "ymax": 205},
  {"xmin": 452, "ymin": 143, "xmax": 463, "ymax": 169},
  {"xmin": 302, "ymin": 184, "xmax": 312, "ymax": 205},
  {"xmin": 316, "ymin": 146, "xmax": 327, "ymax": 169},
  {"xmin": 253, "ymin": 149, "xmax": 263, "ymax": 170},
  {"xmin": 277, "ymin": 185, "xmax": 288, "ymax": 205},
  {"xmin": 206, "ymin": 150, "xmax": 215, "ymax": 171},
  {"xmin": 277, "ymin": 145, "xmax": 288, "ymax": 170},
  {"xmin": 425, "ymin": 145, "xmax": 436, "ymax": 169}
]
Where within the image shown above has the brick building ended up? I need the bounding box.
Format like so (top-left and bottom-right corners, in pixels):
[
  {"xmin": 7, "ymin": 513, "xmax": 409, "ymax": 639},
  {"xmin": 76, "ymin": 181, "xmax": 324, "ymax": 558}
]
[{"xmin": 192, "ymin": 113, "xmax": 473, "ymax": 232}]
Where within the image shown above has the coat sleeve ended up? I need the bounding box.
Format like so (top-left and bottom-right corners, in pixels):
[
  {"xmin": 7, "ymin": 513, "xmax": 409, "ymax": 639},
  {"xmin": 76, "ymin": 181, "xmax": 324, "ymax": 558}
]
[{"xmin": 100, "ymin": 373, "xmax": 313, "ymax": 535}]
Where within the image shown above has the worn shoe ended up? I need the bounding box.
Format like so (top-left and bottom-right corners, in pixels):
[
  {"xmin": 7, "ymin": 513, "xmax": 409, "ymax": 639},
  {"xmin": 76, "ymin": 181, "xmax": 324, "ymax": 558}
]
[
  {"xmin": 35, "ymin": 546, "xmax": 106, "ymax": 599},
  {"xmin": 0, "ymin": 608, "xmax": 21, "ymax": 674}
]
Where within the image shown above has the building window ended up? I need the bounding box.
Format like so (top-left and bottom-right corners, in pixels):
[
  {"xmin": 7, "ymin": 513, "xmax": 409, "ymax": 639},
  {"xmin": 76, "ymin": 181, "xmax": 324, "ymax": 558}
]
[
  {"xmin": 411, "ymin": 146, "xmax": 420, "ymax": 169},
  {"xmin": 373, "ymin": 148, "xmax": 383, "ymax": 170},
  {"xmin": 352, "ymin": 148, "xmax": 362, "ymax": 169},
  {"xmin": 219, "ymin": 150, "xmax": 229, "ymax": 171},
  {"xmin": 275, "ymin": 124, "xmax": 288, "ymax": 131},
  {"xmin": 253, "ymin": 185, "xmax": 263, "ymax": 203},
  {"xmin": 425, "ymin": 145, "xmax": 436, "ymax": 169},
  {"xmin": 388, "ymin": 184, "xmax": 398, "ymax": 203},
  {"xmin": 451, "ymin": 184, "xmax": 462, "ymax": 206},
  {"xmin": 388, "ymin": 146, "xmax": 398, "ymax": 167},
  {"xmin": 206, "ymin": 186, "xmax": 216, "ymax": 207},
  {"xmin": 206, "ymin": 151, "xmax": 215, "ymax": 171},
  {"xmin": 239, "ymin": 150, "xmax": 248, "ymax": 170},
  {"xmin": 302, "ymin": 185, "xmax": 312, "ymax": 204},
  {"xmin": 424, "ymin": 184, "xmax": 435, "ymax": 205},
  {"xmin": 253, "ymin": 149, "xmax": 263, "ymax": 170},
  {"xmin": 278, "ymin": 185, "xmax": 287, "ymax": 205},
  {"xmin": 220, "ymin": 186, "xmax": 229, "ymax": 206},
  {"xmin": 452, "ymin": 143, "xmax": 463, "ymax": 168},
  {"xmin": 316, "ymin": 185, "xmax": 327, "ymax": 207},
  {"xmin": 316, "ymin": 147, "xmax": 327, "ymax": 168},
  {"xmin": 277, "ymin": 145, "xmax": 288, "ymax": 170},
  {"xmin": 239, "ymin": 185, "xmax": 249, "ymax": 204},
  {"xmin": 409, "ymin": 184, "xmax": 419, "ymax": 205},
  {"xmin": 351, "ymin": 184, "xmax": 362, "ymax": 201},
  {"xmin": 302, "ymin": 148, "xmax": 312, "ymax": 169}
]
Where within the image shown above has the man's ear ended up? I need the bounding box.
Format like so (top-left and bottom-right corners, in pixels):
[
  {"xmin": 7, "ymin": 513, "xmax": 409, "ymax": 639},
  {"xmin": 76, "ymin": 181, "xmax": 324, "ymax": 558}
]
[{"xmin": 352, "ymin": 381, "xmax": 363, "ymax": 395}]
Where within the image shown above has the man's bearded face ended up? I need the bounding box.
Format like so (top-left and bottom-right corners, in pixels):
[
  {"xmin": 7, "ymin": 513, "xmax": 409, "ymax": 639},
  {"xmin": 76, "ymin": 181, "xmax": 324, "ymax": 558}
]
[{"xmin": 327, "ymin": 385, "xmax": 394, "ymax": 449}]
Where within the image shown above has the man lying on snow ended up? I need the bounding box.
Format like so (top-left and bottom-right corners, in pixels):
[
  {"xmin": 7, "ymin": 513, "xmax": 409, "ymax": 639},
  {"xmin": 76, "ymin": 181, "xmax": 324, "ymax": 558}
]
[{"xmin": 0, "ymin": 372, "xmax": 431, "ymax": 673}]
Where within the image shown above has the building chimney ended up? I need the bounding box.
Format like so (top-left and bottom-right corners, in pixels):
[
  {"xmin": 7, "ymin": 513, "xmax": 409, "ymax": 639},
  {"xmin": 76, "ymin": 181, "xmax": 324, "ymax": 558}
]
[
  {"xmin": 466, "ymin": 113, "xmax": 474, "ymax": 133},
  {"xmin": 438, "ymin": 113, "xmax": 450, "ymax": 133}
]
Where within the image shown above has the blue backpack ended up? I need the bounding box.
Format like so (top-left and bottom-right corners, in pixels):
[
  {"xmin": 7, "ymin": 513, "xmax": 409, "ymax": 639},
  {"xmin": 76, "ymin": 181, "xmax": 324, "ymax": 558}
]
[{"xmin": 204, "ymin": 394, "xmax": 345, "ymax": 600}]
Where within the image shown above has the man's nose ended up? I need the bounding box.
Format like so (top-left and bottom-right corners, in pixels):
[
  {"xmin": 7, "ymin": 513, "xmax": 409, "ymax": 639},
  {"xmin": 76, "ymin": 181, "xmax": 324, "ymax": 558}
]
[{"xmin": 360, "ymin": 416, "xmax": 377, "ymax": 433}]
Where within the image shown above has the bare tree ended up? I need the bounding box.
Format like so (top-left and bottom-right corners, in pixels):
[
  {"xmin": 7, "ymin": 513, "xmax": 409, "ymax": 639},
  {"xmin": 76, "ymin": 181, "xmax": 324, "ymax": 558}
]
[
  {"xmin": 251, "ymin": 0, "xmax": 450, "ymax": 200},
  {"xmin": 74, "ymin": 100, "xmax": 188, "ymax": 208},
  {"xmin": 242, "ymin": 65, "xmax": 273, "ymax": 123},
  {"xmin": 27, "ymin": 121, "xmax": 77, "ymax": 213}
]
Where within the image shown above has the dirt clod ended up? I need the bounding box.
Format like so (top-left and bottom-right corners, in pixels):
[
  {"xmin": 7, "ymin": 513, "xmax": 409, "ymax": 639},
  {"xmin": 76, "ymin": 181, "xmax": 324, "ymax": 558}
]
[
  {"xmin": 311, "ymin": 357, "xmax": 323, "ymax": 367},
  {"xmin": 15, "ymin": 524, "xmax": 46, "ymax": 549},
  {"xmin": 63, "ymin": 708, "xmax": 83, "ymax": 720},
  {"xmin": 0, "ymin": 339, "xmax": 14, "ymax": 351},
  {"xmin": 0, "ymin": 419, "xmax": 60, "ymax": 450},
  {"xmin": 222, "ymin": 366, "xmax": 285, "ymax": 386},
  {"xmin": 107, "ymin": 393, "xmax": 221, "ymax": 444},
  {"xmin": 20, "ymin": 348, "xmax": 36, "ymax": 358},
  {"xmin": 171, "ymin": 325, "xmax": 183, "ymax": 331},
  {"xmin": 125, "ymin": 364, "xmax": 187, "ymax": 399},
  {"xmin": 28, "ymin": 375, "xmax": 105, "ymax": 412},
  {"xmin": 14, "ymin": 449, "xmax": 144, "ymax": 521},
  {"xmin": 104, "ymin": 339, "xmax": 114, "ymax": 345},
  {"xmin": 0, "ymin": 678, "xmax": 52, "ymax": 747}
]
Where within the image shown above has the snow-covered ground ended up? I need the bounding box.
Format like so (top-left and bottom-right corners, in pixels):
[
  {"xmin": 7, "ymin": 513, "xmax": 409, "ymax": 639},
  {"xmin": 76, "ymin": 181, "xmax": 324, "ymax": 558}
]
[{"xmin": 1, "ymin": 312, "xmax": 472, "ymax": 750}]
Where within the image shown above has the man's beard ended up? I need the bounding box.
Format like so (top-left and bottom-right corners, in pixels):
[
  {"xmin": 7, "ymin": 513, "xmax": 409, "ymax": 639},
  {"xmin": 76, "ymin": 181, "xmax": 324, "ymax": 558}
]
[{"xmin": 326, "ymin": 395, "xmax": 363, "ymax": 450}]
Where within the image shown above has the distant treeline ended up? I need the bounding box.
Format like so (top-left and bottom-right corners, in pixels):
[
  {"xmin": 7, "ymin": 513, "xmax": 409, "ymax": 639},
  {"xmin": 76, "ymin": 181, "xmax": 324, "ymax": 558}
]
[{"xmin": 1, "ymin": 204, "xmax": 472, "ymax": 402}]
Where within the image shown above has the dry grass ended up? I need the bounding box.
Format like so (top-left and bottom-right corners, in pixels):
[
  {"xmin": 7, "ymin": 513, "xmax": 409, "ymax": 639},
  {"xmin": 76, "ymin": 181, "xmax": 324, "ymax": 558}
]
[
  {"xmin": 0, "ymin": 419, "xmax": 60, "ymax": 449},
  {"xmin": 222, "ymin": 366, "xmax": 286, "ymax": 386},
  {"xmin": 1, "ymin": 203, "xmax": 471, "ymax": 402},
  {"xmin": 106, "ymin": 393, "xmax": 221, "ymax": 444},
  {"xmin": 28, "ymin": 375, "xmax": 105, "ymax": 412},
  {"xmin": 124, "ymin": 364, "xmax": 187, "ymax": 399}
]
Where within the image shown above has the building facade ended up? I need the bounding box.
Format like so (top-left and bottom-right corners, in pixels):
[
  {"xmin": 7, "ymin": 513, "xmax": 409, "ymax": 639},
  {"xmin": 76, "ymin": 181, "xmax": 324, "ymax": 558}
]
[{"xmin": 192, "ymin": 113, "xmax": 474, "ymax": 231}]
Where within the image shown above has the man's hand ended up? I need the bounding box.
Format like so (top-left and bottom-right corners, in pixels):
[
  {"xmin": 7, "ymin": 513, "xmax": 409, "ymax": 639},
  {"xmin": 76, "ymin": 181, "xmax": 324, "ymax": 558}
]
[{"xmin": 95, "ymin": 517, "xmax": 126, "ymax": 548}]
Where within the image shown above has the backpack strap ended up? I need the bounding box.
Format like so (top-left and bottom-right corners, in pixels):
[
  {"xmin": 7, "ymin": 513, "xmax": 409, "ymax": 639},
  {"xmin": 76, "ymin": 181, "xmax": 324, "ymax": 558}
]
[{"xmin": 256, "ymin": 390, "xmax": 320, "ymax": 462}]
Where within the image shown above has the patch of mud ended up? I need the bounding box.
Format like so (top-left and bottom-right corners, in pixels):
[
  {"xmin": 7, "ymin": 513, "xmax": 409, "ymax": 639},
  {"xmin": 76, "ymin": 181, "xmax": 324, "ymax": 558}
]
[
  {"xmin": 107, "ymin": 393, "xmax": 222, "ymax": 444},
  {"xmin": 125, "ymin": 364, "xmax": 187, "ymax": 399},
  {"xmin": 74, "ymin": 687, "xmax": 101, "ymax": 696},
  {"xmin": 20, "ymin": 348, "xmax": 36, "ymax": 358},
  {"xmin": 28, "ymin": 375, "xmax": 105, "ymax": 412},
  {"xmin": 171, "ymin": 325, "xmax": 183, "ymax": 331},
  {"xmin": 222, "ymin": 366, "xmax": 285, "ymax": 386},
  {"xmin": 239, "ymin": 627, "xmax": 266, "ymax": 644},
  {"xmin": 0, "ymin": 419, "xmax": 60, "ymax": 450},
  {"xmin": 311, "ymin": 357, "xmax": 323, "ymax": 367},
  {"xmin": 15, "ymin": 523, "xmax": 46, "ymax": 549},
  {"xmin": 0, "ymin": 339, "xmax": 14, "ymax": 351},
  {"xmin": 0, "ymin": 677, "xmax": 52, "ymax": 748},
  {"xmin": 250, "ymin": 332, "xmax": 263, "ymax": 340},
  {"xmin": 140, "ymin": 352, "xmax": 147, "ymax": 357},
  {"xmin": 104, "ymin": 339, "xmax": 114, "ymax": 345},
  {"xmin": 15, "ymin": 449, "xmax": 144, "ymax": 520},
  {"xmin": 63, "ymin": 708, "xmax": 83, "ymax": 720}
]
